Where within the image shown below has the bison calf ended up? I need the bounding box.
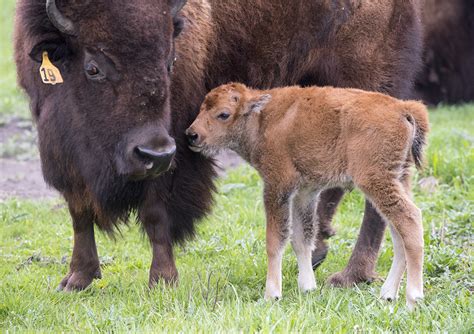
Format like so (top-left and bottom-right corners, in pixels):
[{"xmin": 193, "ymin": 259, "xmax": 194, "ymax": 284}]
[{"xmin": 186, "ymin": 83, "xmax": 429, "ymax": 309}]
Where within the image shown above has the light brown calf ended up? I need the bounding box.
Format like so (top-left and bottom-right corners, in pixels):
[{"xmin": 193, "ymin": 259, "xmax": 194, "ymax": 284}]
[{"xmin": 186, "ymin": 83, "xmax": 429, "ymax": 309}]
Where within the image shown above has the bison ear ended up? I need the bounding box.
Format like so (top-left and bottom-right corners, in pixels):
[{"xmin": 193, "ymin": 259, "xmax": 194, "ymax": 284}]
[
  {"xmin": 169, "ymin": 0, "xmax": 188, "ymax": 17},
  {"xmin": 245, "ymin": 94, "xmax": 272, "ymax": 115},
  {"xmin": 29, "ymin": 40, "xmax": 70, "ymax": 63}
]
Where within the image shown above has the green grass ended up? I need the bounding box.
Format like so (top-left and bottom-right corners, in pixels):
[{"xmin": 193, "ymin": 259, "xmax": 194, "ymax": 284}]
[
  {"xmin": 1, "ymin": 106, "xmax": 473, "ymax": 332},
  {"xmin": 0, "ymin": 0, "xmax": 28, "ymax": 120}
]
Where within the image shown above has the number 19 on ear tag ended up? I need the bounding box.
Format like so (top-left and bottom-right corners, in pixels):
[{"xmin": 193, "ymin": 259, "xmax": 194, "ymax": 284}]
[{"xmin": 40, "ymin": 51, "xmax": 63, "ymax": 85}]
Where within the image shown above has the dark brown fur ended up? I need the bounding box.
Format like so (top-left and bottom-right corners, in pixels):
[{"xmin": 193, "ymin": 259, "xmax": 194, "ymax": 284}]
[
  {"xmin": 15, "ymin": 0, "xmax": 423, "ymax": 291},
  {"xmin": 416, "ymin": 0, "xmax": 474, "ymax": 104}
]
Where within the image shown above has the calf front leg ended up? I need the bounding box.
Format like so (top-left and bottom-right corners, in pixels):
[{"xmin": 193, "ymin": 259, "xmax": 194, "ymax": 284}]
[
  {"xmin": 291, "ymin": 189, "xmax": 318, "ymax": 292},
  {"xmin": 58, "ymin": 205, "xmax": 101, "ymax": 291},
  {"xmin": 263, "ymin": 187, "xmax": 292, "ymax": 300},
  {"xmin": 140, "ymin": 197, "xmax": 178, "ymax": 287}
]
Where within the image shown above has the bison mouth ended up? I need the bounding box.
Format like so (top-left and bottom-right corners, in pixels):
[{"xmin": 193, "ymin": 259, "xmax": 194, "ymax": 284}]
[
  {"xmin": 114, "ymin": 125, "xmax": 177, "ymax": 180},
  {"xmin": 130, "ymin": 145, "xmax": 177, "ymax": 180}
]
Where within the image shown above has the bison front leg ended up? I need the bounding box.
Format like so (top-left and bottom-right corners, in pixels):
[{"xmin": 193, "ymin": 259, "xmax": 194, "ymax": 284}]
[
  {"xmin": 312, "ymin": 188, "xmax": 342, "ymax": 268},
  {"xmin": 58, "ymin": 206, "xmax": 101, "ymax": 291},
  {"xmin": 140, "ymin": 199, "xmax": 178, "ymax": 287},
  {"xmin": 328, "ymin": 200, "xmax": 386, "ymax": 287}
]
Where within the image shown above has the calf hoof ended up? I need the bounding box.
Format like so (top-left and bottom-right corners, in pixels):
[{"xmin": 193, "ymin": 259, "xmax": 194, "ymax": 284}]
[
  {"xmin": 264, "ymin": 283, "xmax": 282, "ymax": 301},
  {"xmin": 149, "ymin": 268, "xmax": 179, "ymax": 288},
  {"xmin": 327, "ymin": 269, "xmax": 379, "ymax": 288},
  {"xmin": 406, "ymin": 290, "xmax": 424, "ymax": 311},
  {"xmin": 298, "ymin": 281, "xmax": 317, "ymax": 294},
  {"xmin": 380, "ymin": 283, "xmax": 399, "ymax": 302},
  {"xmin": 406, "ymin": 296, "xmax": 423, "ymax": 311},
  {"xmin": 57, "ymin": 268, "xmax": 101, "ymax": 292},
  {"xmin": 311, "ymin": 239, "xmax": 329, "ymax": 270},
  {"xmin": 264, "ymin": 291, "xmax": 282, "ymax": 301}
]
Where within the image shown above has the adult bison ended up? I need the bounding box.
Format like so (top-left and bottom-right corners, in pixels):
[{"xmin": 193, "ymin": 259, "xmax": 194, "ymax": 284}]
[
  {"xmin": 14, "ymin": 0, "xmax": 422, "ymax": 291},
  {"xmin": 415, "ymin": 0, "xmax": 474, "ymax": 104}
]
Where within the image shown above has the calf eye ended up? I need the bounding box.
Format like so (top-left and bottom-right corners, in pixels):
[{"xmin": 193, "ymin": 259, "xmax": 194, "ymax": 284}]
[{"xmin": 217, "ymin": 112, "xmax": 230, "ymax": 121}]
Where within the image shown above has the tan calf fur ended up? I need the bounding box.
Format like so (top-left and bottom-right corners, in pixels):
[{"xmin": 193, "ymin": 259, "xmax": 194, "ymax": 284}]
[{"xmin": 186, "ymin": 83, "xmax": 429, "ymax": 309}]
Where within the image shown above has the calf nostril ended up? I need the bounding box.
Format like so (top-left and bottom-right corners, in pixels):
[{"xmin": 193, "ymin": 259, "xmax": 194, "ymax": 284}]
[{"xmin": 187, "ymin": 132, "xmax": 199, "ymax": 144}]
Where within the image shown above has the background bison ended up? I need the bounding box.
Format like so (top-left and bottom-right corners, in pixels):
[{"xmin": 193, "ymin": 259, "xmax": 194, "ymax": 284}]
[
  {"xmin": 416, "ymin": 0, "xmax": 474, "ymax": 104},
  {"xmin": 14, "ymin": 0, "xmax": 422, "ymax": 291}
]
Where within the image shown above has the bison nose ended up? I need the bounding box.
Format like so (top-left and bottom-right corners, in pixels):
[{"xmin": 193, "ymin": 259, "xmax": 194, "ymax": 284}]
[
  {"xmin": 186, "ymin": 131, "xmax": 199, "ymax": 145},
  {"xmin": 134, "ymin": 145, "xmax": 176, "ymax": 176}
]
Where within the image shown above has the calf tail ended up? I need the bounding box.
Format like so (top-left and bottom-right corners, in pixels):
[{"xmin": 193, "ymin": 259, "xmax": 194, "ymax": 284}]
[{"xmin": 404, "ymin": 101, "xmax": 430, "ymax": 169}]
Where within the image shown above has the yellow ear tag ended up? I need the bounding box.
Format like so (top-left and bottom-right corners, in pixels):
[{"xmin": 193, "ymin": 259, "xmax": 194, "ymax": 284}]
[{"xmin": 39, "ymin": 51, "xmax": 63, "ymax": 85}]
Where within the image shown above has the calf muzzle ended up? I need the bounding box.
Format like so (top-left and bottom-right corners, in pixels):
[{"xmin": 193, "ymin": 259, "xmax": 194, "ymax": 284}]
[{"xmin": 185, "ymin": 127, "xmax": 204, "ymax": 152}]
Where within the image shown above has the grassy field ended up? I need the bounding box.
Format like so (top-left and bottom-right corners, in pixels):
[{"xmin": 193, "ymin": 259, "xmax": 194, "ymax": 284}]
[
  {"xmin": 0, "ymin": 107, "xmax": 472, "ymax": 332},
  {"xmin": 0, "ymin": 0, "xmax": 473, "ymax": 332}
]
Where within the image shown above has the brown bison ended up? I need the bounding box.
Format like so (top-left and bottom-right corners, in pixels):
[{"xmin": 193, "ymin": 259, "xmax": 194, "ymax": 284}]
[
  {"xmin": 14, "ymin": 0, "xmax": 423, "ymax": 291},
  {"xmin": 416, "ymin": 0, "xmax": 474, "ymax": 104},
  {"xmin": 186, "ymin": 82, "xmax": 429, "ymax": 309}
]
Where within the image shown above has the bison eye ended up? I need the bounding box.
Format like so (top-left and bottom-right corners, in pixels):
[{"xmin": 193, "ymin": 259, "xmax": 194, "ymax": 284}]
[
  {"xmin": 217, "ymin": 112, "xmax": 230, "ymax": 121},
  {"xmin": 84, "ymin": 61, "xmax": 105, "ymax": 81}
]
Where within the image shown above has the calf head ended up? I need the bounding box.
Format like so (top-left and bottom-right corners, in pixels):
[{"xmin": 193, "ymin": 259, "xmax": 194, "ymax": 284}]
[
  {"xmin": 186, "ymin": 83, "xmax": 271, "ymax": 157},
  {"xmin": 15, "ymin": 0, "xmax": 187, "ymax": 217}
]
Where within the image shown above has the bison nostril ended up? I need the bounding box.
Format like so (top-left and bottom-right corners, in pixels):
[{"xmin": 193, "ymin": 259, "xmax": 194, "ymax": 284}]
[
  {"xmin": 186, "ymin": 132, "xmax": 199, "ymax": 144},
  {"xmin": 134, "ymin": 145, "xmax": 176, "ymax": 168}
]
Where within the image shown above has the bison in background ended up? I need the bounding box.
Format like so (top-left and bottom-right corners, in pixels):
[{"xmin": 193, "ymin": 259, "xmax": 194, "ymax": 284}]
[
  {"xmin": 416, "ymin": 0, "xmax": 474, "ymax": 104},
  {"xmin": 14, "ymin": 0, "xmax": 423, "ymax": 292}
]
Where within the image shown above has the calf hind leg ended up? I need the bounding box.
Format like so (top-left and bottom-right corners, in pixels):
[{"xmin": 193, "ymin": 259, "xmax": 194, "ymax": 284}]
[
  {"xmin": 380, "ymin": 225, "xmax": 406, "ymax": 301},
  {"xmin": 361, "ymin": 181, "xmax": 424, "ymax": 309}
]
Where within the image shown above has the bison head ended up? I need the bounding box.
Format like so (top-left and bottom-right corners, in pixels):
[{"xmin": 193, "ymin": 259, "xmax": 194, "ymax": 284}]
[{"xmin": 15, "ymin": 0, "xmax": 187, "ymax": 219}]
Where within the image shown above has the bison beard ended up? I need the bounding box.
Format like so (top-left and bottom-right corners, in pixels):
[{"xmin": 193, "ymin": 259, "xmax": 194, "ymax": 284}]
[{"xmin": 15, "ymin": 0, "xmax": 423, "ymax": 291}]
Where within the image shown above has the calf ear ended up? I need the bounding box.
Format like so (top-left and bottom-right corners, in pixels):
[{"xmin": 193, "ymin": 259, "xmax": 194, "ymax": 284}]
[
  {"xmin": 169, "ymin": 0, "xmax": 188, "ymax": 17},
  {"xmin": 245, "ymin": 94, "xmax": 272, "ymax": 115},
  {"xmin": 173, "ymin": 16, "xmax": 185, "ymax": 37}
]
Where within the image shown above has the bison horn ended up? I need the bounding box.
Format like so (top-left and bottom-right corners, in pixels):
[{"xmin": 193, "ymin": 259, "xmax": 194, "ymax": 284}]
[
  {"xmin": 170, "ymin": 0, "xmax": 188, "ymax": 17},
  {"xmin": 46, "ymin": 0, "xmax": 76, "ymax": 35}
]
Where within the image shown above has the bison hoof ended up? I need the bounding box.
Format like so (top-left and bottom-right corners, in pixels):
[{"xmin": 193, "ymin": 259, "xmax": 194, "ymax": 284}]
[
  {"xmin": 148, "ymin": 269, "xmax": 179, "ymax": 288},
  {"xmin": 57, "ymin": 268, "xmax": 101, "ymax": 292},
  {"xmin": 327, "ymin": 270, "xmax": 379, "ymax": 288}
]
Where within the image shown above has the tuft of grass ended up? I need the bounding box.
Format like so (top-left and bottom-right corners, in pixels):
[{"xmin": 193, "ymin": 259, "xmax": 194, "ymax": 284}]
[{"xmin": 0, "ymin": 105, "xmax": 473, "ymax": 332}]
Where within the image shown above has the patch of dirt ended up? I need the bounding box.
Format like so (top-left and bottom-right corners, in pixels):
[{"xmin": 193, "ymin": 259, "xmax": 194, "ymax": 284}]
[
  {"xmin": 0, "ymin": 117, "xmax": 244, "ymax": 200},
  {"xmin": 0, "ymin": 158, "xmax": 59, "ymax": 199},
  {"xmin": 0, "ymin": 117, "xmax": 56, "ymax": 199}
]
